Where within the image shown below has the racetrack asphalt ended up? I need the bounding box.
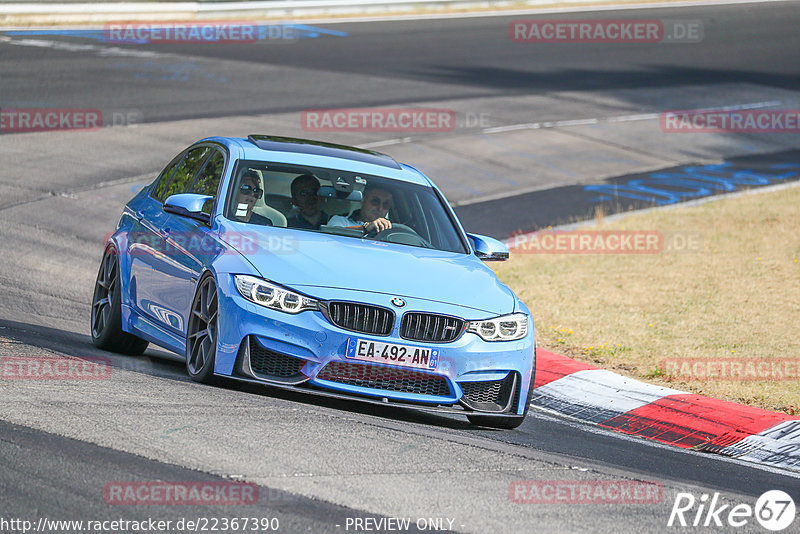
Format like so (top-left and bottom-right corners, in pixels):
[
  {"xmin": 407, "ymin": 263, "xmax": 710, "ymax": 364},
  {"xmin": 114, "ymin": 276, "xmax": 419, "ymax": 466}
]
[{"xmin": 1, "ymin": 2, "xmax": 800, "ymax": 532}]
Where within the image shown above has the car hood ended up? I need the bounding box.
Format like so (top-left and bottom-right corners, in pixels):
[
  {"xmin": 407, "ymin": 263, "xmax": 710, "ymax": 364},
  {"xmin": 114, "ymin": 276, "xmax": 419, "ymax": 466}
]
[{"xmin": 224, "ymin": 226, "xmax": 516, "ymax": 316}]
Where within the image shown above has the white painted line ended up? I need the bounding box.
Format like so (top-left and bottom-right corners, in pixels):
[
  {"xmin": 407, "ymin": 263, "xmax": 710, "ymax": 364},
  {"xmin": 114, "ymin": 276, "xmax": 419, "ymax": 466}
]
[
  {"xmin": 604, "ymin": 113, "xmax": 661, "ymax": 122},
  {"xmin": 5, "ymin": 37, "xmax": 164, "ymax": 57},
  {"xmin": 482, "ymin": 100, "xmax": 784, "ymax": 135},
  {"xmin": 656, "ymin": 100, "xmax": 783, "ymax": 114},
  {"xmin": 359, "ymin": 100, "xmax": 785, "ymax": 152}
]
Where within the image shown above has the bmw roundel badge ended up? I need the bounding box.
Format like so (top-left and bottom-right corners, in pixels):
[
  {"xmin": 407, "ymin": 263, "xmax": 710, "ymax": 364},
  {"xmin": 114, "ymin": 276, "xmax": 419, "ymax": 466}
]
[{"xmin": 390, "ymin": 297, "xmax": 406, "ymax": 308}]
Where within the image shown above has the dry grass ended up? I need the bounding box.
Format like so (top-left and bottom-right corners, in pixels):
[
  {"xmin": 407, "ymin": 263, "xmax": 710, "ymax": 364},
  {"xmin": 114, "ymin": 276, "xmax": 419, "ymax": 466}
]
[{"xmin": 496, "ymin": 184, "xmax": 800, "ymax": 414}]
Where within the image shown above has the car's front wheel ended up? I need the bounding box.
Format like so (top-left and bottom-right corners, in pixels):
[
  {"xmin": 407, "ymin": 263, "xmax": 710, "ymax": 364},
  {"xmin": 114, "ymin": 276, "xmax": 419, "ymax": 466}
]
[
  {"xmin": 467, "ymin": 413, "xmax": 527, "ymax": 429},
  {"xmin": 186, "ymin": 274, "xmax": 219, "ymax": 383},
  {"xmin": 90, "ymin": 245, "xmax": 149, "ymax": 355}
]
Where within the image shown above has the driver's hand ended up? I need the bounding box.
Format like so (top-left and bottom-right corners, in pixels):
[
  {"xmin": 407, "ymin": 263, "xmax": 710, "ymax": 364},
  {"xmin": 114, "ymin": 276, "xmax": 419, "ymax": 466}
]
[{"xmin": 364, "ymin": 218, "xmax": 392, "ymax": 233}]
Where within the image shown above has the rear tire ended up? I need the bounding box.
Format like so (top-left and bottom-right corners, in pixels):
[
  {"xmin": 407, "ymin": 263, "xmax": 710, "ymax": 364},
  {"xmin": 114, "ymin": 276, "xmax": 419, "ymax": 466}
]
[
  {"xmin": 186, "ymin": 274, "xmax": 219, "ymax": 383},
  {"xmin": 90, "ymin": 245, "xmax": 149, "ymax": 355}
]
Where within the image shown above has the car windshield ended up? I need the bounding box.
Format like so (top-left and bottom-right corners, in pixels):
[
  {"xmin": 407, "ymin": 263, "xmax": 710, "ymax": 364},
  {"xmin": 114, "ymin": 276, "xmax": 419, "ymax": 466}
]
[{"xmin": 225, "ymin": 161, "xmax": 468, "ymax": 254}]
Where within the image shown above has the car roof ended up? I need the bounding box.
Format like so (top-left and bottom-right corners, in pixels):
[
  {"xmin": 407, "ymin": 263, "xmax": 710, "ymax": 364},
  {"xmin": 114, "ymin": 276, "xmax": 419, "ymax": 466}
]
[{"xmin": 201, "ymin": 135, "xmax": 432, "ymax": 187}]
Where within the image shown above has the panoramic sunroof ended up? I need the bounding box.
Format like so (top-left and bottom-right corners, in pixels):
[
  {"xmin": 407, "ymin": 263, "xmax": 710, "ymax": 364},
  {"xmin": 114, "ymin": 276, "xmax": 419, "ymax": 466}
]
[{"xmin": 247, "ymin": 135, "xmax": 402, "ymax": 170}]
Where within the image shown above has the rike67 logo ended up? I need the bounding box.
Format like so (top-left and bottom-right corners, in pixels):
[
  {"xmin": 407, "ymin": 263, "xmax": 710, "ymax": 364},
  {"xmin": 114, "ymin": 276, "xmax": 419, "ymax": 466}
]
[{"xmin": 668, "ymin": 490, "xmax": 796, "ymax": 531}]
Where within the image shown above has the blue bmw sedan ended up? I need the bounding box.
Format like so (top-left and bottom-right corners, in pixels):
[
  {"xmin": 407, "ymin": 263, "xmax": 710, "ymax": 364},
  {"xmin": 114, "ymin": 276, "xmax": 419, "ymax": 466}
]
[{"xmin": 91, "ymin": 135, "xmax": 535, "ymax": 428}]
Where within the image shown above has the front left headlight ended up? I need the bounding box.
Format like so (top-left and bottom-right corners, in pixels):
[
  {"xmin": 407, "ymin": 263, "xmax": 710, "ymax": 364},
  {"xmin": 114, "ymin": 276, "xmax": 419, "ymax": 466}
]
[
  {"xmin": 466, "ymin": 313, "xmax": 528, "ymax": 341},
  {"xmin": 234, "ymin": 275, "xmax": 318, "ymax": 314}
]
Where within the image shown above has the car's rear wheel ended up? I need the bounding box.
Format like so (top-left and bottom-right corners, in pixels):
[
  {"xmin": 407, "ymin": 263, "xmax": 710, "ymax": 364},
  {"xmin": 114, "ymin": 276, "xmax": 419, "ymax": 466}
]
[
  {"xmin": 90, "ymin": 246, "xmax": 149, "ymax": 355},
  {"xmin": 186, "ymin": 274, "xmax": 218, "ymax": 383}
]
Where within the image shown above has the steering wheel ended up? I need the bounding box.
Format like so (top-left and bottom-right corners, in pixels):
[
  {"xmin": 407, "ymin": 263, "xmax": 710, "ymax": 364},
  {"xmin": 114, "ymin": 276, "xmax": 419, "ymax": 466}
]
[{"xmin": 365, "ymin": 224, "xmax": 432, "ymax": 248}]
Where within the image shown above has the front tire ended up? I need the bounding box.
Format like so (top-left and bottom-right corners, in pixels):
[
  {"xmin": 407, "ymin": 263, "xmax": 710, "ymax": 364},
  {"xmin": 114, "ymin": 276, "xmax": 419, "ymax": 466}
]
[
  {"xmin": 467, "ymin": 412, "xmax": 527, "ymax": 430},
  {"xmin": 90, "ymin": 245, "xmax": 149, "ymax": 355},
  {"xmin": 186, "ymin": 274, "xmax": 219, "ymax": 383}
]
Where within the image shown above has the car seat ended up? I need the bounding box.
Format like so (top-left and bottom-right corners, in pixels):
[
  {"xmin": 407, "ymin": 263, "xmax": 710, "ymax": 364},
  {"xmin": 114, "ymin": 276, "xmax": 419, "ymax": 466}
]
[{"xmin": 251, "ymin": 172, "xmax": 287, "ymax": 227}]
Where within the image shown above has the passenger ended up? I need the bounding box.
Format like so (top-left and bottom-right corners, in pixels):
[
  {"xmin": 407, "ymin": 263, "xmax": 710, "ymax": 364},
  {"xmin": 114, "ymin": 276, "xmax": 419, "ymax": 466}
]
[
  {"xmin": 286, "ymin": 174, "xmax": 330, "ymax": 230},
  {"xmin": 327, "ymin": 184, "xmax": 393, "ymax": 234},
  {"xmin": 233, "ymin": 171, "xmax": 273, "ymax": 226}
]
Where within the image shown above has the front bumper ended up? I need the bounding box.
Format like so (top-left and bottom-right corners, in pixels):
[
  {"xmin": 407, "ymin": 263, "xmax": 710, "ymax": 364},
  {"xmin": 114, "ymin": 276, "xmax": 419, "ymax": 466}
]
[{"xmin": 215, "ymin": 274, "xmax": 535, "ymax": 416}]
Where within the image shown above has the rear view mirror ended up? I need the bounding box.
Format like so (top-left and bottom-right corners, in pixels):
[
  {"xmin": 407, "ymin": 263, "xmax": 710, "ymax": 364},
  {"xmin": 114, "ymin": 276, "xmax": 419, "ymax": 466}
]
[
  {"xmin": 163, "ymin": 193, "xmax": 213, "ymax": 224},
  {"xmin": 318, "ymin": 186, "xmax": 363, "ymax": 202},
  {"xmin": 467, "ymin": 233, "xmax": 509, "ymax": 261}
]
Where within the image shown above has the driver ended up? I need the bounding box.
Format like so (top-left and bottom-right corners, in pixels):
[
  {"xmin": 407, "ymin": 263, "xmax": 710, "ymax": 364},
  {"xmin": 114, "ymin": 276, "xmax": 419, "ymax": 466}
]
[
  {"xmin": 233, "ymin": 171, "xmax": 273, "ymax": 226},
  {"xmin": 327, "ymin": 184, "xmax": 393, "ymax": 234}
]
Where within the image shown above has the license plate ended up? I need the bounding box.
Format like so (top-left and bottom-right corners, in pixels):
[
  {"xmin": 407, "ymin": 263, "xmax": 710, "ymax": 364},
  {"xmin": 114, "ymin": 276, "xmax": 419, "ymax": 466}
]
[{"xmin": 345, "ymin": 338, "xmax": 439, "ymax": 370}]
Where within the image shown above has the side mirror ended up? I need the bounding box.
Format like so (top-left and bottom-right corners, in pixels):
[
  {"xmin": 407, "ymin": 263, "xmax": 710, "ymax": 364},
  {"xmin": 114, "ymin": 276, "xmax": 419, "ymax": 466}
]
[
  {"xmin": 467, "ymin": 233, "xmax": 509, "ymax": 262},
  {"xmin": 318, "ymin": 186, "xmax": 363, "ymax": 202},
  {"xmin": 163, "ymin": 193, "xmax": 213, "ymax": 224}
]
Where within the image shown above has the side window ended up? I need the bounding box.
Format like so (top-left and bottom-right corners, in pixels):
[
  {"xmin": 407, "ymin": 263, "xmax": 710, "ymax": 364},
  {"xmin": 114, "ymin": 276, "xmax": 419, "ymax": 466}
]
[
  {"xmin": 192, "ymin": 150, "xmax": 225, "ymax": 197},
  {"xmin": 151, "ymin": 154, "xmax": 184, "ymax": 201},
  {"xmin": 161, "ymin": 147, "xmax": 210, "ymax": 200},
  {"xmin": 192, "ymin": 150, "xmax": 225, "ymax": 215}
]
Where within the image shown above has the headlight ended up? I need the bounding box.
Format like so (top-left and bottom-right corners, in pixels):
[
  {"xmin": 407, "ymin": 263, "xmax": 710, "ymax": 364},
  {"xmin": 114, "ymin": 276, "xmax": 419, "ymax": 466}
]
[
  {"xmin": 466, "ymin": 313, "xmax": 528, "ymax": 341},
  {"xmin": 234, "ymin": 275, "xmax": 318, "ymax": 314}
]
